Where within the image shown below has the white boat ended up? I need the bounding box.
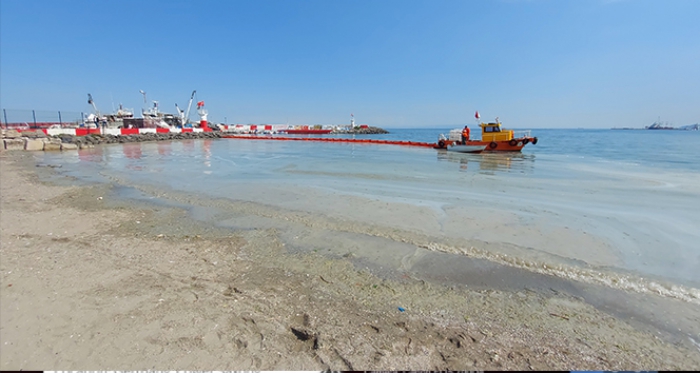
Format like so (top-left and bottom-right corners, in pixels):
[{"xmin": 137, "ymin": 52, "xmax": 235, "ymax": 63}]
[{"xmin": 446, "ymin": 144, "xmax": 486, "ymax": 153}]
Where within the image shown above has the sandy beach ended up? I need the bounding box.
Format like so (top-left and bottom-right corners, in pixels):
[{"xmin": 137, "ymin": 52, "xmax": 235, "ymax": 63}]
[{"xmin": 2, "ymin": 150, "xmax": 700, "ymax": 370}]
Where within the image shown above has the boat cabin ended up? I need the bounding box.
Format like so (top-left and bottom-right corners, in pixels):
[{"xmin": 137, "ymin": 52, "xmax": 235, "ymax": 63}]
[{"xmin": 480, "ymin": 122, "xmax": 514, "ymax": 142}]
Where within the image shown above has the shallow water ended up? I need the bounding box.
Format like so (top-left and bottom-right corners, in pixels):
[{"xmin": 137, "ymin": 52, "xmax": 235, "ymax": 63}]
[{"xmin": 38, "ymin": 129, "xmax": 700, "ymax": 299}]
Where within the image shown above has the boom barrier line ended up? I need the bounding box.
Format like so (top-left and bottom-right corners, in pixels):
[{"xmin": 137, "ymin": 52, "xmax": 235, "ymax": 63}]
[{"xmin": 221, "ymin": 135, "xmax": 437, "ymax": 148}]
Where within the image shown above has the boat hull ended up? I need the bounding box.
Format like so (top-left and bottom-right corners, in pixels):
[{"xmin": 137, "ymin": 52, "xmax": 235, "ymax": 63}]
[
  {"xmin": 436, "ymin": 137, "xmax": 537, "ymax": 152},
  {"xmin": 446, "ymin": 144, "xmax": 486, "ymax": 153}
]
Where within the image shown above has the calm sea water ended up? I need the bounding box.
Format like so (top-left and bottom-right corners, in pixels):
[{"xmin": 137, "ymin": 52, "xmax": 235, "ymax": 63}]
[{"xmin": 39, "ymin": 128, "xmax": 700, "ymax": 300}]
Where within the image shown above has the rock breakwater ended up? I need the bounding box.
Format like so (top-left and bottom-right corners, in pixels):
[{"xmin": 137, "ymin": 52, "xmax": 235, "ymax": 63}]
[
  {"xmin": 332, "ymin": 126, "xmax": 389, "ymax": 134},
  {"xmin": 2, "ymin": 129, "xmax": 223, "ymax": 151},
  {"xmin": 57, "ymin": 131, "xmax": 223, "ymax": 147}
]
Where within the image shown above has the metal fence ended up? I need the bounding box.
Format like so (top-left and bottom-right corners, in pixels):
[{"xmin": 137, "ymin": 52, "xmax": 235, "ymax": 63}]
[{"xmin": 1, "ymin": 109, "xmax": 84, "ymax": 129}]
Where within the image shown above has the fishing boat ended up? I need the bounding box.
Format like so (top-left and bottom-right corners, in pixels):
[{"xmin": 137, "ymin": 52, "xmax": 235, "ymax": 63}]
[
  {"xmin": 436, "ymin": 113, "xmax": 538, "ymax": 152},
  {"xmin": 104, "ymin": 105, "xmax": 135, "ymax": 127}
]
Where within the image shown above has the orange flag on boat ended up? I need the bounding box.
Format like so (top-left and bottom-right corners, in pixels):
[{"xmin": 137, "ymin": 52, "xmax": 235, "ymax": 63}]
[{"xmin": 475, "ymin": 111, "xmax": 480, "ymax": 119}]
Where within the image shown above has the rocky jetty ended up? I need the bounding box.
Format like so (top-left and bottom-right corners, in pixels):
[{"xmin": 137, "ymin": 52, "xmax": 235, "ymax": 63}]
[
  {"xmin": 332, "ymin": 126, "xmax": 389, "ymax": 135},
  {"xmin": 1, "ymin": 129, "xmax": 224, "ymax": 151},
  {"xmin": 2, "ymin": 126, "xmax": 394, "ymax": 152},
  {"xmin": 56, "ymin": 131, "xmax": 222, "ymax": 147}
]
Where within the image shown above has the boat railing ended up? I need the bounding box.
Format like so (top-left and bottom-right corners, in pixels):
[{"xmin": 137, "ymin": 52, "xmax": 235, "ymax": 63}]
[{"xmin": 513, "ymin": 130, "xmax": 531, "ymax": 138}]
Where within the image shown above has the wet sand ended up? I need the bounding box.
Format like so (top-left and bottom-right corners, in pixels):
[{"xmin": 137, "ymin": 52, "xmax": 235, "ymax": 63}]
[{"xmin": 1, "ymin": 151, "xmax": 700, "ymax": 370}]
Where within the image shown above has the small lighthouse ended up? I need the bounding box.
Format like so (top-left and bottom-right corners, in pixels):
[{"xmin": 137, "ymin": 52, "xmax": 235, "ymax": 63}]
[
  {"xmin": 197, "ymin": 101, "xmax": 209, "ymax": 130},
  {"xmin": 350, "ymin": 113, "xmax": 355, "ymax": 128}
]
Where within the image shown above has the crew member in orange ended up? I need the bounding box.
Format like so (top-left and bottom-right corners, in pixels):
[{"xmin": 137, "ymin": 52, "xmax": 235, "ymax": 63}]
[{"xmin": 461, "ymin": 125, "xmax": 470, "ymax": 144}]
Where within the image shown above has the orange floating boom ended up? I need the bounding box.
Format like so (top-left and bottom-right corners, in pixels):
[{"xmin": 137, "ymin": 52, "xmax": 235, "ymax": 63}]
[{"xmin": 221, "ymin": 135, "xmax": 437, "ymax": 148}]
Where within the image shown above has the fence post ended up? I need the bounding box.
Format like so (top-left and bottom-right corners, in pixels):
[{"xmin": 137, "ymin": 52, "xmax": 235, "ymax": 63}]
[
  {"xmin": 2, "ymin": 109, "xmax": 7, "ymax": 127},
  {"xmin": 32, "ymin": 110, "xmax": 37, "ymax": 129},
  {"xmin": 58, "ymin": 111, "xmax": 62, "ymax": 127}
]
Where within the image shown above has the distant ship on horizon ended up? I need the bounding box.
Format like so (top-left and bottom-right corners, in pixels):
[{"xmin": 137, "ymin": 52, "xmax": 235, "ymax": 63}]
[
  {"xmin": 646, "ymin": 118, "xmax": 674, "ymax": 130},
  {"xmin": 612, "ymin": 118, "xmax": 698, "ymax": 131},
  {"xmin": 645, "ymin": 121, "xmax": 699, "ymax": 131},
  {"xmin": 680, "ymin": 123, "xmax": 700, "ymax": 131}
]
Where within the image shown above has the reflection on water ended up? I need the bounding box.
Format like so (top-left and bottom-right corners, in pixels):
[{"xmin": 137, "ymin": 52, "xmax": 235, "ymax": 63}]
[
  {"xmin": 77, "ymin": 146, "xmax": 104, "ymax": 163},
  {"xmin": 157, "ymin": 142, "xmax": 171, "ymax": 156},
  {"xmin": 122, "ymin": 143, "xmax": 143, "ymax": 160},
  {"xmin": 203, "ymin": 140, "xmax": 212, "ymax": 168},
  {"xmin": 436, "ymin": 151, "xmax": 536, "ymax": 174},
  {"xmin": 114, "ymin": 140, "xmax": 213, "ymax": 171},
  {"xmin": 183, "ymin": 139, "xmax": 195, "ymax": 153}
]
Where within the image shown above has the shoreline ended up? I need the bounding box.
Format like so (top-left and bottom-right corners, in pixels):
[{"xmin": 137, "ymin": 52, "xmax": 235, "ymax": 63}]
[{"xmin": 2, "ymin": 151, "xmax": 700, "ymax": 370}]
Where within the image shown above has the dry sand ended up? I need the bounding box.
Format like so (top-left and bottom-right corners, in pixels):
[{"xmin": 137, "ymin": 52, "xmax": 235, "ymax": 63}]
[{"xmin": 1, "ymin": 151, "xmax": 700, "ymax": 370}]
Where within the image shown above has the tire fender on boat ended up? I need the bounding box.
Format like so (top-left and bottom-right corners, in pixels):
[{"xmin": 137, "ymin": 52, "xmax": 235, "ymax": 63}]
[
  {"xmin": 509, "ymin": 139, "xmax": 517, "ymax": 146},
  {"xmin": 438, "ymin": 140, "xmax": 446, "ymax": 148},
  {"xmin": 523, "ymin": 138, "xmax": 529, "ymax": 145},
  {"xmin": 532, "ymin": 137, "xmax": 538, "ymax": 145},
  {"xmin": 489, "ymin": 142, "xmax": 498, "ymax": 149}
]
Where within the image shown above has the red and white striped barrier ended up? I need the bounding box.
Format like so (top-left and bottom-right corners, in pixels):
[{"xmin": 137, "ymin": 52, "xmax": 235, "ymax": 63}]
[
  {"xmin": 218, "ymin": 124, "xmax": 280, "ymax": 132},
  {"xmin": 9, "ymin": 124, "xmax": 341, "ymax": 136},
  {"xmin": 12, "ymin": 127, "xmax": 214, "ymax": 136},
  {"xmin": 218, "ymin": 124, "xmax": 335, "ymax": 133}
]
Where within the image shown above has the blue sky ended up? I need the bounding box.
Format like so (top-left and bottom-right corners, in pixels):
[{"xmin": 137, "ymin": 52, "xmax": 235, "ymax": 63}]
[{"xmin": 1, "ymin": 0, "xmax": 698, "ymax": 128}]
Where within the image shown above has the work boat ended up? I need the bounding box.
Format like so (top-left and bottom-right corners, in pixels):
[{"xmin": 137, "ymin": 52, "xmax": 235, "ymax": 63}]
[{"xmin": 436, "ymin": 120, "xmax": 538, "ymax": 152}]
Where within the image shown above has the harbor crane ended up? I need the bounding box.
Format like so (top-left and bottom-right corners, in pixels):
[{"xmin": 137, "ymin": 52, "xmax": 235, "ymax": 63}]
[
  {"xmin": 85, "ymin": 93, "xmax": 105, "ymax": 127},
  {"xmin": 175, "ymin": 90, "xmax": 197, "ymax": 127},
  {"xmin": 87, "ymin": 94, "xmax": 100, "ymax": 117}
]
